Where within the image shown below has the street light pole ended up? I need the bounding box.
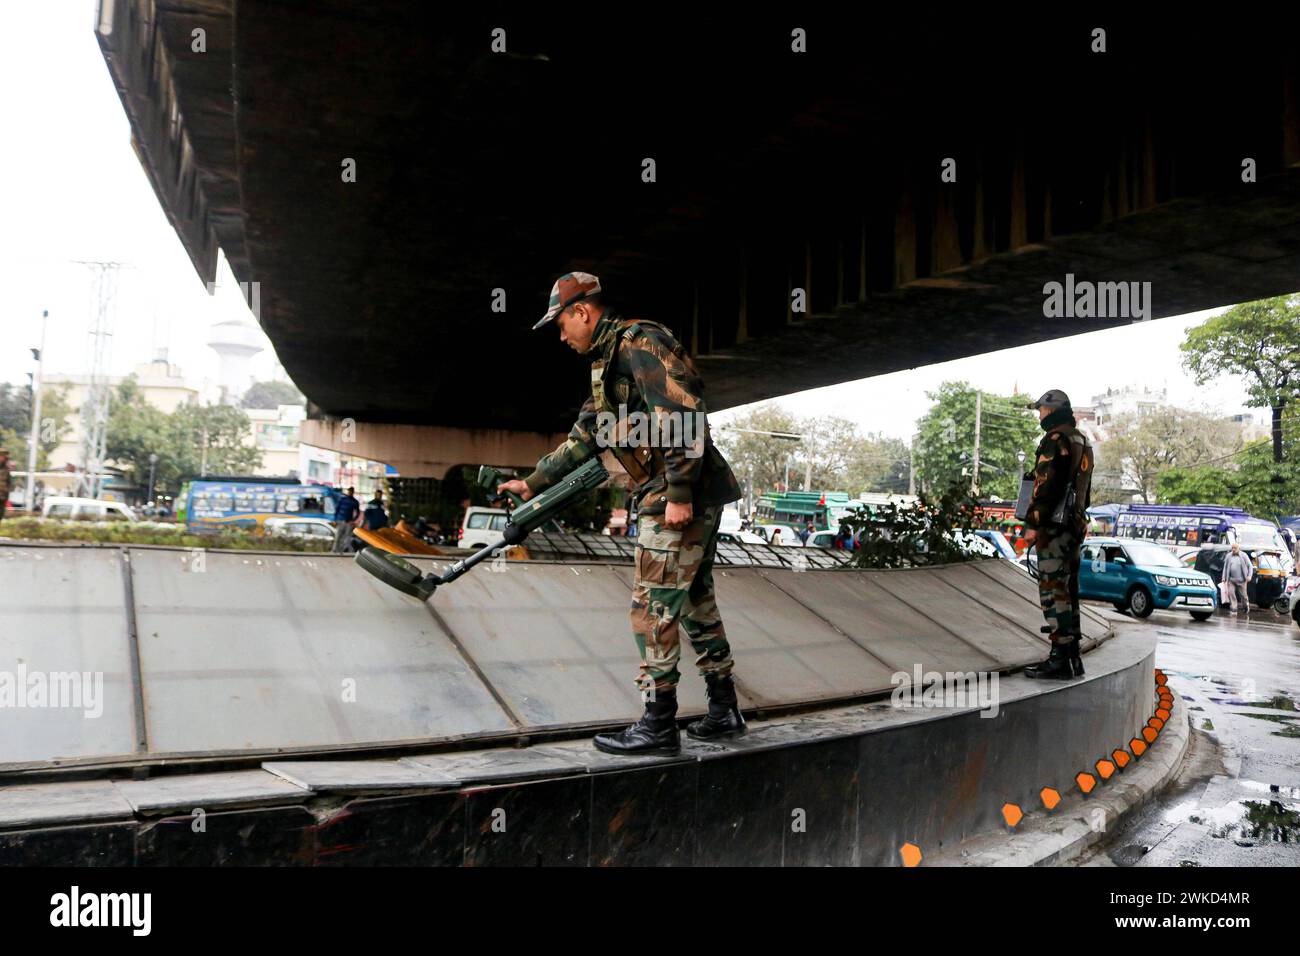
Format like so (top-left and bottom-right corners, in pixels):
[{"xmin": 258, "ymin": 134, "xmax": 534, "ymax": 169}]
[
  {"xmin": 25, "ymin": 310, "xmax": 48, "ymax": 512},
  {"xmin": 147, "ymin": 453, "xmax": 158, "ymax": 506}
]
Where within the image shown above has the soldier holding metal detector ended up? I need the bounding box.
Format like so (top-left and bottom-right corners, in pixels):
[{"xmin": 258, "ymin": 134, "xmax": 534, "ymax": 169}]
[
  {"xmin": 496, "ymin": 273, "xmax": 746, "ymax": 755},
  {"xmin": 1016, "ymin": 389, "xmax": 1094, "ymax": 680},
  {"xmin": 355, "ymin": 272, "xmax": 746, "ymax": 756}
]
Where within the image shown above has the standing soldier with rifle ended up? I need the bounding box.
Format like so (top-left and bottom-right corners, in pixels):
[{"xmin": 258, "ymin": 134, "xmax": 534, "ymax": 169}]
[
  {"xmin": 496, "ymin": 273, "xmax": 746, "ymax": 755},
  {"xmin": 1020, "ymin": 389, "xmax": 1093, "ymax": 680}
]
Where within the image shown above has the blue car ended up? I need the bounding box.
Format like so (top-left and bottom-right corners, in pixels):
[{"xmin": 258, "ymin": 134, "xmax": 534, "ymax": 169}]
[
  {"xmin": 973, "ymin": 529, "xmax": 1018, "ymax": 561},
  {"xmin": 1079, "ymin": 537, "xmax": 1217, "ymax": 621}
]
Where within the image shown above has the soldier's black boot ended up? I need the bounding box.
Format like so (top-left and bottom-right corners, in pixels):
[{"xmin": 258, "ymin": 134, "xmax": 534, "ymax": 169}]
[
  {"xmin": 686, "ymin": 673, "xmax": 747, "ymax": 740},
  {"xmin": 1025, "ymin": 636, "xmax": 1084, "ymax": 680},
  {"xmin": 593, "ymin": 689, "xmax": 680, "ymax": 756},
  {"xmin": 1066, "ymin": 633, "xmax": 1085, "ymax": 677}
]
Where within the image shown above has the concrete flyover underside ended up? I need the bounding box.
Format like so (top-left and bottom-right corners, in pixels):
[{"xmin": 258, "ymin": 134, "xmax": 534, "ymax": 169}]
[
  {"xmin": 95, "ymin": 4, "xmax": 1300, "ymax": 433},
  {"xmin": 0, "ymin": 543, "xmax": 1172, "ymax": 864}
]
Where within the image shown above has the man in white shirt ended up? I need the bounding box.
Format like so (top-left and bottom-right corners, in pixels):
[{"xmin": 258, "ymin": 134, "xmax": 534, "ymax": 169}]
[{"xmin": 1221, "ymin": 543, "xmax": 1253, "ymax": 614}]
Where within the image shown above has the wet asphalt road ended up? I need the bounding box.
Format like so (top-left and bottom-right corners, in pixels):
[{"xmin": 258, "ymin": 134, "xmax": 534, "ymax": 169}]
[{"xmin": 1080, "ymin": 602, "xmax": 1300, "ymax": 867}]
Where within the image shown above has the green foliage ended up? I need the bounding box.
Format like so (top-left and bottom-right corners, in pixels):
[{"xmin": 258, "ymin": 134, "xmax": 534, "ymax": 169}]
[
  {"xmin": 839, "ymin": 481, "xmax": 986, "ymax": 568},
  {"xmin": 1156, "ymin": 400, "xmax": 1300, "ymax": 516},
  {"xmin": 106, "ymin": 379, "xmax": 263, "ymax": 493},
  {"xmin": 714, "ymin": 405, "xmax": 802, "ymax": 494},
  {"xmin": 169, "ymin": 403, "xmax": 263, "ymax": 479},
  {"xmin": 1159, "ymin": 438, "xmax": 1300, "ymax": 517},
  {"xmin": 105, "ymin": 377, "xmax": 171, "ymax": 487},
  {"xmin": 1181, "ymin": 295, "xmax": 1300, "ymax": 462},
  {"xmin": 241, "ymin": 380, "xmax": 305, "ymax": 409},
  {"xmin": 1181, "ymin": 295, "xmax": 1300, "ymax": 408},
  {"xmin": 0, "ymin": 382, "xmax": 73, "ymax": 470},
  {"xmin": 0, "ymin": 383, "xmax": 29, "ymax": 436},
  {"xmin": 1100, "ymin": 405, "xmax": 1241, "ymax": 503},
  {"xmin": 0, "ymin": 426, "xmax": 22, "ymax": 462},
  {"xmin": 35, "ymin": 385, "xmax": 73, "ymax": 469},
  {"xmin": 1157, "ymin": 466, "xmax": 1239, "ymax": 508},
  {"xmin": 0, "ymin": 517, "xmax": 330, "ymax": 551},
  {"xmin": 914, "ymin": 382, "xmax": 1039, "ymax": 500}
]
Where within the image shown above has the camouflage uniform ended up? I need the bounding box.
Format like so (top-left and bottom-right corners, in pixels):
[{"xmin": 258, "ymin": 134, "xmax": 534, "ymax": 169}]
[
  {"xmin": 0, "ymin": 455, "xmax": 10, "ymax": 522},
  {"xmin": 524, "ymin": 307, "xmax": 742, "ymax": 694},
  {"xmin": 1024, "ymin": 413, "xmax": 1094, "ymax": 644}
]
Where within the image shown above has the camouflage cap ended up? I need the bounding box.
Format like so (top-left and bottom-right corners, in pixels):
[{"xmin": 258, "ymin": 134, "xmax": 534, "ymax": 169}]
[
  {"xmin": 533, "ymin": 272, "xmax": 601, "ymax": 330},
  {"xmin": 1027, "ymin": 389, "xmax": 1071, "ymax": 411}
]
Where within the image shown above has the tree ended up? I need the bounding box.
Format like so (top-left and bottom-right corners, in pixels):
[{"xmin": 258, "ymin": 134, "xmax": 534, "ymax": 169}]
[
  {"xmin": 1156, "ymin": 466, "xmax": 1238, "ymax": 508},
  {"xmin": 713, "ymin": 405, "xmax": 912, "ymax": 502},
  {"xmin": 105, "ymin": 381, "xmax": 263, "ymax": 493},
  {"xmin": 713, "ymin": 404, "xmax": 803, "ymax": 496},
  {"xmin": 0, "ymin": 383, "xmax": 29, "ymax": 436},
  {"xmin": 1181, "ymin": 295, "xmax": 1300, "ymax": 463},
  {"xmin": 1099, "ymin": 405, "xmax": 1242, "ymax": 503},
  {"xmin": 845, "ymin": 433, "xmax": 911, "ymax": 495},
  {"xmin": 0, "ymin": 382, "xmax": 73, "ymax": 471},
  {"xmin": 1157, "ymin": 405, "xmax": 1300, "ymax": 516},
  {"xmin": 842, "ymin": 480, "xmax": 985, "ymax": 568},
  {"xmin": 914, "ymin": 382, "xmax": 1040, "ymax": 500},
  {"xmin": 170, "ymin": 403, "xmax": 263, "ymax": 480},
  {"xmin": 242, "ymin": 380, "xmax": 305, "ymax": 409},
  {"xmin": 105, "ymin": 377, "xmax": 173, "ymax": 489}
]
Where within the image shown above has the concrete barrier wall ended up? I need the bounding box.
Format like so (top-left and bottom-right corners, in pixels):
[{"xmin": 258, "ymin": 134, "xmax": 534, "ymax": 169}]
[
  {"xmin": 0, "ymin": 629, "xmax": 1158, "ymax": 866},
  {"xmin": 0, "ymin": 544, "xmax": 1109, "ymax": 770}
]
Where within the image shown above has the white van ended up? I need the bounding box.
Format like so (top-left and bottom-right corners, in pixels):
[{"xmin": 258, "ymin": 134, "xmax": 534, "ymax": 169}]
[
  {"xmin": 460, "ymin": 506, "xmax": 511, "ymax": 549},
  {"xmin": 264, "ymin": 516, "xmax": 336, "ymax": 541},
  {"xmin": 41, "ymin": 496, "xmax": 138, "ymax": 522},
  {"xmin": 719, "ymin": 508, "xmax": 742, "ymax": 534}
]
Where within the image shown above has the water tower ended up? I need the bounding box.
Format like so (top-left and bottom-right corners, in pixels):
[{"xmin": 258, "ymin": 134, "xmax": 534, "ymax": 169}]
[{"xmin": 207, "ymin": 318, "xmax": 264, "ymax": 404}]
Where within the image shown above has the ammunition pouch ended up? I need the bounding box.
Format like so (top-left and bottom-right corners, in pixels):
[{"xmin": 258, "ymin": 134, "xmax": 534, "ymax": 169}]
[{"xmin": 600, "ymin": 412, "xmax": 665, "ymax": 487}]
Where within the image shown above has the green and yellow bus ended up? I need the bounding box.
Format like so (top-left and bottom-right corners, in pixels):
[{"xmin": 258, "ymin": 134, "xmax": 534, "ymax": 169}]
[{"xmin": 754, "ymin": 491, "xmax": 857, "ymax": 531}]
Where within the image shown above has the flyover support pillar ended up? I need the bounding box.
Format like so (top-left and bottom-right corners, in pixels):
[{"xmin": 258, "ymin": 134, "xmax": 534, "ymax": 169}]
[{"xmin": 299, "ymin": 419, "xmax": 569, "ymax": 479}]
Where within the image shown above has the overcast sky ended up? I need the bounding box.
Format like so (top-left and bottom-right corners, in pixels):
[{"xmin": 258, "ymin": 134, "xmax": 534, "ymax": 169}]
[
  {"xmin": 711, "ymin": 309, "xmax": 1261, "ymax": 441},
  {"xmin": 0, "ymin": 2, "xmax": 1265, "ymax": 444},
  {"xmin": 0, "ymin": 1, "xmax": 279, "ymax": 396}
]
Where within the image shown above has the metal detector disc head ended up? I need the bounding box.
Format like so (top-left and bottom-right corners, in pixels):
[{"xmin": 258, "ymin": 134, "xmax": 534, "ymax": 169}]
[{"xmin": 355, "ymin": 546, "xmax": 435, "ymax": 600}]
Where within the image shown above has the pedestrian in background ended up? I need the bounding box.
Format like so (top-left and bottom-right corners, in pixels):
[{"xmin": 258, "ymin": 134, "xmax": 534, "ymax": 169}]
[
  {"xmin": 332, "ymin": 485, "xmax": 360, "ymax": 553},
  {"xmin": 1221, "ymin": 542, "xmax": 1253, "ymax": 614},
  {"xmin": 363, "ymin": 492, "xmax": 389, "ymax": 531}
]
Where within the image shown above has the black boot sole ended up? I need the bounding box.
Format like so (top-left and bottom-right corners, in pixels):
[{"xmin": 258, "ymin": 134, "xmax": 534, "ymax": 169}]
[
  {"xmin": 685, "ymin": 723, "xmax": 747, "ymax": 741},
  {"xmin": 592, "ymin": 736, "xmax": 681, "ymax": 756}
]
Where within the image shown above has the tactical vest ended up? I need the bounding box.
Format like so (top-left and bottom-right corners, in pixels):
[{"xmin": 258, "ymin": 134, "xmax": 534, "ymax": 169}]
[
  {"xmin": 589, "ymin": 318, "xmax": 683, "ymax": 487},
  {"xmin": 1050, "ymin": 425, "xmax": 1093, "ymax": 528}
]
